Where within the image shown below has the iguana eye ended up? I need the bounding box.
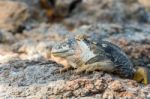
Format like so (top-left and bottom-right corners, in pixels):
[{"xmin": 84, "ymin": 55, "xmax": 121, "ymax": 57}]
[{"xmin": 58, "ymin": 46, "xmax": 62, "ymax": 49}]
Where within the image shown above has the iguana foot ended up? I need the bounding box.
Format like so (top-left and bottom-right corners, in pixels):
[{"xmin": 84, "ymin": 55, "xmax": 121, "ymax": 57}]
[
  {"xmin": 54, "ymin": 66, "xmax": 72, "ymax": 74},
  {"xmin": 75, "ymin": 65, "xmax": 88, "ymax": 74}
]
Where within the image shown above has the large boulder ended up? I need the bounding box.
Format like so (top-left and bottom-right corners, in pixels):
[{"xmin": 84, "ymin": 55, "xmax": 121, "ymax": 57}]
[{"xmin": 0, "ymin": 1, "xmax": 29, "ymax": 32}]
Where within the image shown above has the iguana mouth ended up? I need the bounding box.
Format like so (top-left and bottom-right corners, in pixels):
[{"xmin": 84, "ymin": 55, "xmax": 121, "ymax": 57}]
[
  {"xmin": 51, "ymin": 50, "xmax": 69, "ymax": 55},
  {"xmin": 51, "ymin": 49, "xmax": 75, "ymax": 57}
]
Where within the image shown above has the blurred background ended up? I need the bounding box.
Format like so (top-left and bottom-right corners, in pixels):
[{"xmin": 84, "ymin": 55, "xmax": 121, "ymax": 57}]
[
  {"xmin": 0, "ymin": 0, "xmax": 150, "ymax": 98},
  {"xmin": 0, "ymin": 0, "xmax": 149, "ymax": 66},
  {"xmin": 0, "ymin": 0, "xmax": 150, "ymax": 31}
]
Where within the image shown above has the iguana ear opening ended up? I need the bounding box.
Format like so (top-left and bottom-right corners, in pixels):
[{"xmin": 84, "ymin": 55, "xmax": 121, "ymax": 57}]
[{"xmin": 133, "ymin": 66, "xmax": 150, "ymax": 85}]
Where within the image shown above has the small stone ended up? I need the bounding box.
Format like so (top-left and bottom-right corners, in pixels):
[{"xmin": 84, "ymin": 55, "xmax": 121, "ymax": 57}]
[
  {"xmin": 0, "ymin": 30, "xmax": 15, "ymax": 43},
  {"xmin": 85, "ymin": 83, "xmax": 94, "ymax": 90},
  {"xmin": 36, "ymin": 41, "xmax": 54, "ymax": 59},
  {"xmin": 63, "ymin": 91, "xmax": 72, "ymax": 98},
  {"xmin": 109, "ymin": 80, "xmax": 125, "ymax": 92},
  {"xmin": 95, "ymin": 94, "xmax": 102, "ymax": 99},
  {"xmin": 73, "ymin": 89, "xmax": 82, "ymax": 96},
  {"xmin": 49, "ymin": 95, "xmax": 62, "ymax": 99},
  {"xmin": 94, "ymin": 79, "xmax": 107, "ymax": 92},
  {"xmin": 127, "ymin": 80, "xmax": 138, "ymax": 87},
  {"xmin": 118, "ymin": 92, "xmax": 136, "ymax": 98},
  {"xmin": 102, "ymin": 89, "xmax": 115, "ymax": 99}
]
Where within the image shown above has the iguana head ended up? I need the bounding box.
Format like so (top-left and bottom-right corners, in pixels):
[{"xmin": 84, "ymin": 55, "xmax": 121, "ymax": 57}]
[
  {"xmin": 52, "ymin": 36, "xmax": 150, "ymax": 85},
  {"xmin": 51, "ymin": 36, "xmax": 98, "ymax": 62},
  {"xmin": 51, "ymin": 38, "xmax": 77, "ymax": 58}
]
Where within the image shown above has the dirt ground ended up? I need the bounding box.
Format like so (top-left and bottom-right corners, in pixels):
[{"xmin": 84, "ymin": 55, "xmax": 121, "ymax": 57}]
[{"xmin": 0, "ymin": 0, "xmax": 150, "ymax": 99}]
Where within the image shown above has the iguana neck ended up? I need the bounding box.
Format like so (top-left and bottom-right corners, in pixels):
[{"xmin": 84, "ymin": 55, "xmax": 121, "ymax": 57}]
[{"xmin": 76, "ymin": 40, "xmax": 96, "ymax": 63}]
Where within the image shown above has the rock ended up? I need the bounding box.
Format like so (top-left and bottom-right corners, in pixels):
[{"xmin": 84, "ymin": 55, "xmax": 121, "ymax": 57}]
[
  {"xmin": 0, "ymin": 53, "xmax": 19, "ymax": 64},
  {"xmin": 0, "ymin": 1, "xmax": 29, "ymax": 32},
  {"xmin": 63, "ymin": 0, "xmax": 150, "ymax": 28},
  {"xmin": 102, "ymin": 89, "xmax": 115, "ymax": 99},
  {"xmin": 0, "ymin": 0, "xmax": 150, "ymax": 98},
  {"xmin": 18, "ymin": 41, "xmax": 37, "ymax": 55},
  {"xmin": 94, "ymin": 79, "xmax": 107, "ymax": 92},
  {"xmin": 11, "ymin": 39, "xmax": 55, "ymax": 59},
  {"xmin": 63, "ymin": 91, "xmax": 73, "ymax": 98},
  {"xmin": 23, "ymin": 23, "xmax": 69, "ymax": 41},
  {"xmin": 118, "ymin": 92, "xmax": 136, "ymax": 98},
  {"xmin": 138, "ymin": 0, "xmax": 150, "ymax": 10},
  {"xmin": 36, "ymin": 41, "xmax": 55, "ymax": 59},
  {"xmin": 0, "ymin": 30, "xmax": 16, "ymax": 43},
  {"xmin": 40, "ymin": 0, "xmax": 82, "ymax": 21},
  {"xmin": 109, "ymin": 80, "xmax": 125, "ymax": 92}
]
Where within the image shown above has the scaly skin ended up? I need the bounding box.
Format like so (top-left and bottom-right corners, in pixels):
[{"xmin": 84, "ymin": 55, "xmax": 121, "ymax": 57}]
[
  {"xmin": 51, "ymin": 36, "xmax": 150, "ymax": 84},
  {"xmin": 51, "ymin": 37, "xmax": 115, "ymax": 73}
]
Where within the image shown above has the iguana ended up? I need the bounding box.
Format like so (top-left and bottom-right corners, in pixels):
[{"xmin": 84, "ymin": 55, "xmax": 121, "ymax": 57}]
[{"xmin": 51, "ymin": 35, "xmax": 150, "ymax": 84}]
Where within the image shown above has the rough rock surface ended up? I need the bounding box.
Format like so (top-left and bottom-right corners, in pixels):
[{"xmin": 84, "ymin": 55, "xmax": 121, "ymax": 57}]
[
  {"xmin": 63, "ymin": 0, "xmax": 150, "ymax": 28},
  {"xmin": 0, "ymin": 59, "xmax": 150, "ymax": 99},
  {"xmin": 138, "ymin": 0, "xmax": 150, "ymax": 10},
  {"xmin": 0, "ymin": 30, "xmax": 15, "ymax": 43}
]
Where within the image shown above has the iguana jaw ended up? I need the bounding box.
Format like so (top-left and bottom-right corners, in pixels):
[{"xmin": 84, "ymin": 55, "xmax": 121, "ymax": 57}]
[
  {"xmin": 51, "ymin": 49, "xmax": 69, "ymax": 55},
  {"xmin": 51, "ymin": 38, "xmax": 77, "ymax": 58},
  {"xmin": 51, "ymin": 50, "xmax": 75, "ymax": 57},
  {"xmin": 51, "ymin": 42, "xmax": 76, "ymax": 58}
]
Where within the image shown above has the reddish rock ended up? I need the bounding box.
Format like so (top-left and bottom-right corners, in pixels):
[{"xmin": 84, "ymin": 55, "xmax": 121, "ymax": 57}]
[{"xmin": 109, "ymin": 80, "xmax": 125, "ymax": 92}]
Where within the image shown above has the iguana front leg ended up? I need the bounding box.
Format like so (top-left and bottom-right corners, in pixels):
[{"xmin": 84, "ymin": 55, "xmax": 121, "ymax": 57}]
[
  {"xmin": 54, "ymin": 64, "xmax": 72, "ymax": 74},
  {"xmin": 55, "ymin": 60, "xmax": 78, "ymax": 73},
  {"xmin": 75, "ymin": 64, "xmax": 89, "ymax": 74},
  {"xmin": 51, "ymin": 55, "xmax": 72, "ymax": 73}
]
